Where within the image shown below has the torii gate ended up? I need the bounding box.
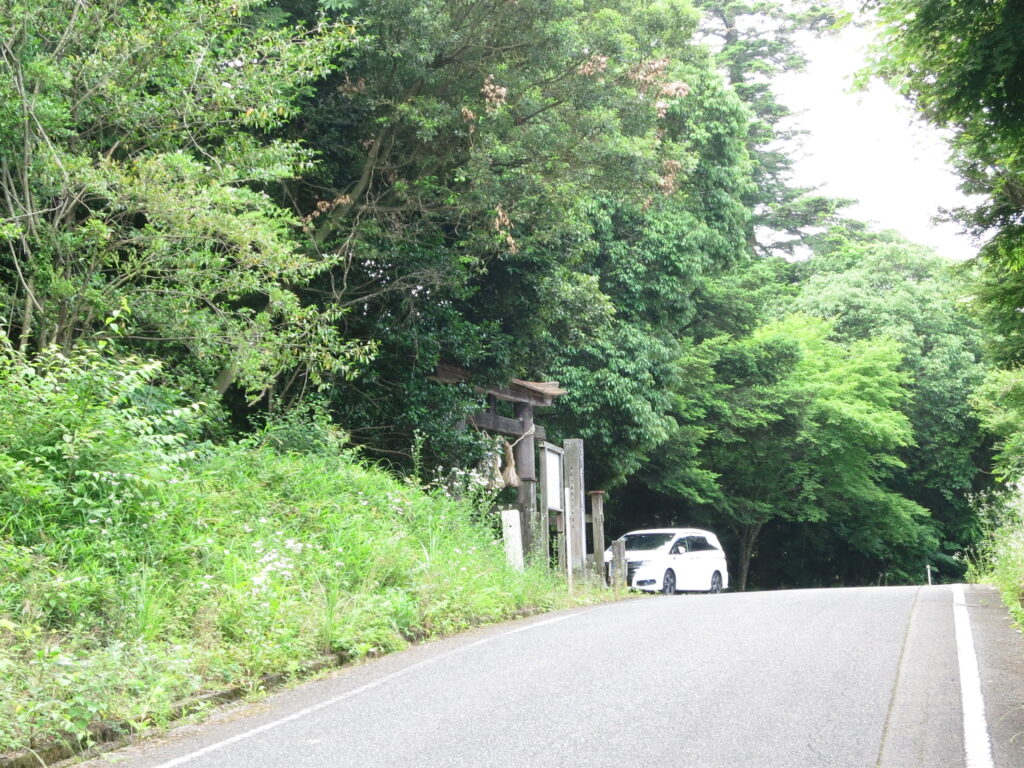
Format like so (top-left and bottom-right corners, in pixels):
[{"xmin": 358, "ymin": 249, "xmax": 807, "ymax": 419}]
[{"xmin": 435, "ymin": 364, "xmax": 565, "ymax": 559}]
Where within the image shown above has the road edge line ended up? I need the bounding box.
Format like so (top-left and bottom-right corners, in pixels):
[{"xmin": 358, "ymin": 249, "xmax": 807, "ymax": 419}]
[
  {"xmin": 146, "ymin": 611, "xmax": 585, "ymax": 768},
  {"xmin": 953, "ymin": 583, "xmax": 995, "ymax": 768}
]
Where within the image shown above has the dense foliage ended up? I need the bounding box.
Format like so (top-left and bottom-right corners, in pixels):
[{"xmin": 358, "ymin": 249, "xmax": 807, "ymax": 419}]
[
  {"xmin": 610, "ymin": 230, "xmax": 992, "ymax": 589},
  {"xmin": 0, "ymin": 0, "xmax": 374, "ymax": 400},
  {"xmin": 663, "ymin": 313, "xmax": 926, "ymax": 590},
  {"xmin": 275, "ymin": 0, "xmax": 756, "ymax": 479}
]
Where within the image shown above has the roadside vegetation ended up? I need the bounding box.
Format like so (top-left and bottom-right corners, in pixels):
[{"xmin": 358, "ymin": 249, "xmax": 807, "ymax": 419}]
[
  {"xmin": 0, "ymin": 348, "xmax": 604, "ymax": 753},
  {"xmin": 990, "ymin": 520, "xmax": 1024, "ymax": 629},
  {"xmin": 968, "ymin": 492, "xmax": 1024, "ymax": 628},
  {"xmin": 965, "ymin": 370, "xmax": 1024, "ymax": 629}
]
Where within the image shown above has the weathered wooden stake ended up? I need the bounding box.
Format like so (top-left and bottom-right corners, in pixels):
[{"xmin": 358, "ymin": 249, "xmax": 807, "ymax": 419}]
[
  {"xmin": 554, "ymin": 514, "xmax": 566, "ymax": 579},
  {"xmin": 588, "ymin": 490, "xmax": 606, "ymax": 585},
  {"xmin": 514, "ymin": 401, "xmax": 536, "ymax": 557},
  {"xmin": 564, "ymin": 439, "xmax": 585, "ymax": 576},
  {"xmin": 611, "ymin": 540, "xmax": 626, "ymax": 589}
]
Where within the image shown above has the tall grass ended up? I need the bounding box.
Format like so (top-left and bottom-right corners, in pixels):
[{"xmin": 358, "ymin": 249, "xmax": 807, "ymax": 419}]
[
  {"xmin": 967, "ymin": 491, "xmax": 1024, "ymax": 627},
  {"xmin": 0, "ymin": 349, "xmax": 604, "ymax": 753}
]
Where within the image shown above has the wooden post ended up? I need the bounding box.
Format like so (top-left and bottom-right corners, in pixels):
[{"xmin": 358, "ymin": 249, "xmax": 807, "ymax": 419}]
[
  {"xmin": 564, "ymin": 438, "xmax": 585, "ymax": 575},
  {"xmin": 514, "ymin": 401, "xmax": 536, "ymax": 558},
  {"xmin": 588, "ymin": 490, "xmax": 606, "ymax": 585},
  {"xmin": 555, "ymin": 513, "xmax": 566, "ymax": 578},
  {"xmin": 611, "ymin": 540, "xmax": 626, "ymax": 589}
]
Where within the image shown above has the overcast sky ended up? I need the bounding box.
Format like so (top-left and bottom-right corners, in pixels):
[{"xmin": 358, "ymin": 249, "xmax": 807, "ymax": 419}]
[{"xmin": 773, "ymin": 24, "xmax": 980, "ymax": 261}]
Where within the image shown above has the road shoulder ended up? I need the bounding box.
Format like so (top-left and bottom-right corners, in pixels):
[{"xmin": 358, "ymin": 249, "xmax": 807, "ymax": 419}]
[
  {"xmin": 966, "ymin": 584, "xmax": 1024, "ymax": 768},
  {"xmin": 877, "ymin": 585, "xmax": 963, "ymax": 767}
]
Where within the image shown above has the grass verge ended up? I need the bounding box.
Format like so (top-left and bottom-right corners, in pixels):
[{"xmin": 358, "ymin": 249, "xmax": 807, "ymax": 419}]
[{"xmin": 0, "ymin": 349, "xmax": 615, "ymax": 755}]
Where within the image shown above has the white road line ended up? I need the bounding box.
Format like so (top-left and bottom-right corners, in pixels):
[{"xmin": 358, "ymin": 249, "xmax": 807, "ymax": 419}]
[
  {"xmin": 148, "ymin": 612, "xmax": 582, "ymax": 768},
  {"xmin": 952, "ymin": 584, "xmax": 995, "ymax": 768}
]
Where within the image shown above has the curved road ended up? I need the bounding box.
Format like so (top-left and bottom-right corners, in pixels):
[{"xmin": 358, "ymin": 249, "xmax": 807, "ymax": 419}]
[{"xmin": 77, "ymin": 584, "xmax": 1024, "ymax": 768}]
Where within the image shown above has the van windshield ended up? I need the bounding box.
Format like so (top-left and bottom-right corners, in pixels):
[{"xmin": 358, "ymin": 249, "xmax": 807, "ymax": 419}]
[{"xmin": 621, "ymin": 533, "xmax": 674, "ymax": 551}]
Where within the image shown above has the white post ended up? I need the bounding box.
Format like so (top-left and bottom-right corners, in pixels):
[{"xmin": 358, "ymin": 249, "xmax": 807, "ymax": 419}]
[{"xmin": 501, "ymin": 509, "xmax": 524, "ymax": 571}]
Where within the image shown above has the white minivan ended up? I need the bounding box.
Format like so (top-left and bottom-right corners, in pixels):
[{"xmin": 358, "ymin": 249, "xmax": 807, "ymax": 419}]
[{"xmin": 604, "ymin": 528, "xmax": 729, "ymax": 594}]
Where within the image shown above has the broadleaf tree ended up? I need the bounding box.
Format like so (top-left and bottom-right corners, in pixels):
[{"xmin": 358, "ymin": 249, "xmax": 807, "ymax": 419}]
[
  {"xmin": 791, "ymin": 231, "xmax": 994, "ymax": 570},
  {"xmin": 279, "ymin": 0, "xmax": 756, "ymax": 479},
  {"xmin": 0, "ymin": 0, "xmax": 371, "ymax": 401},
  {"xmin": 666, "ymin": 314, "xmax": 929, "ymax": 590}
]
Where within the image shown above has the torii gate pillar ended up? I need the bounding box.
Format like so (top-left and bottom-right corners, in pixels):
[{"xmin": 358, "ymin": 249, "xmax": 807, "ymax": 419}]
[{"xmin": 514, "ymin": 400, "xmax": 536, "ymax": 555}]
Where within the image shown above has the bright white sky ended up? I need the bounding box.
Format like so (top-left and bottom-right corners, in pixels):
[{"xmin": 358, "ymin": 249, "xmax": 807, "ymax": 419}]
[{"xmin": 774, "ymin": 24, "xmax": 980, "ymax": 261}]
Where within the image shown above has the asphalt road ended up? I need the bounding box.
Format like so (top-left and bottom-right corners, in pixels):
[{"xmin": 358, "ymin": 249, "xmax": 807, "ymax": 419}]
[{"xmin": 74, "ymin": 584, "xmax": 1024, "ymax": 768}]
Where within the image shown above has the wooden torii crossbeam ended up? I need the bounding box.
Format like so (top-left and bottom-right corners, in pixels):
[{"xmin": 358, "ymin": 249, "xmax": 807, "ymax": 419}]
[{"xmin": 434, "ymin": 364, "xmax": 566, "ymax": 557}]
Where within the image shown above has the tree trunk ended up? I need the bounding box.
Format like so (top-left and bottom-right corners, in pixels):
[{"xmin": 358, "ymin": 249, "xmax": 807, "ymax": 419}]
[
  {"xmin": 18, "ymin": 275, "xmax": 35, "ymax": 352},
  {"xmin": 736, "ymin": 521, "xmax": 763, "ymax": 592},
  {"xmin": 215, "ymin": 364, "xmax": 238, "ymax": 395}
]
